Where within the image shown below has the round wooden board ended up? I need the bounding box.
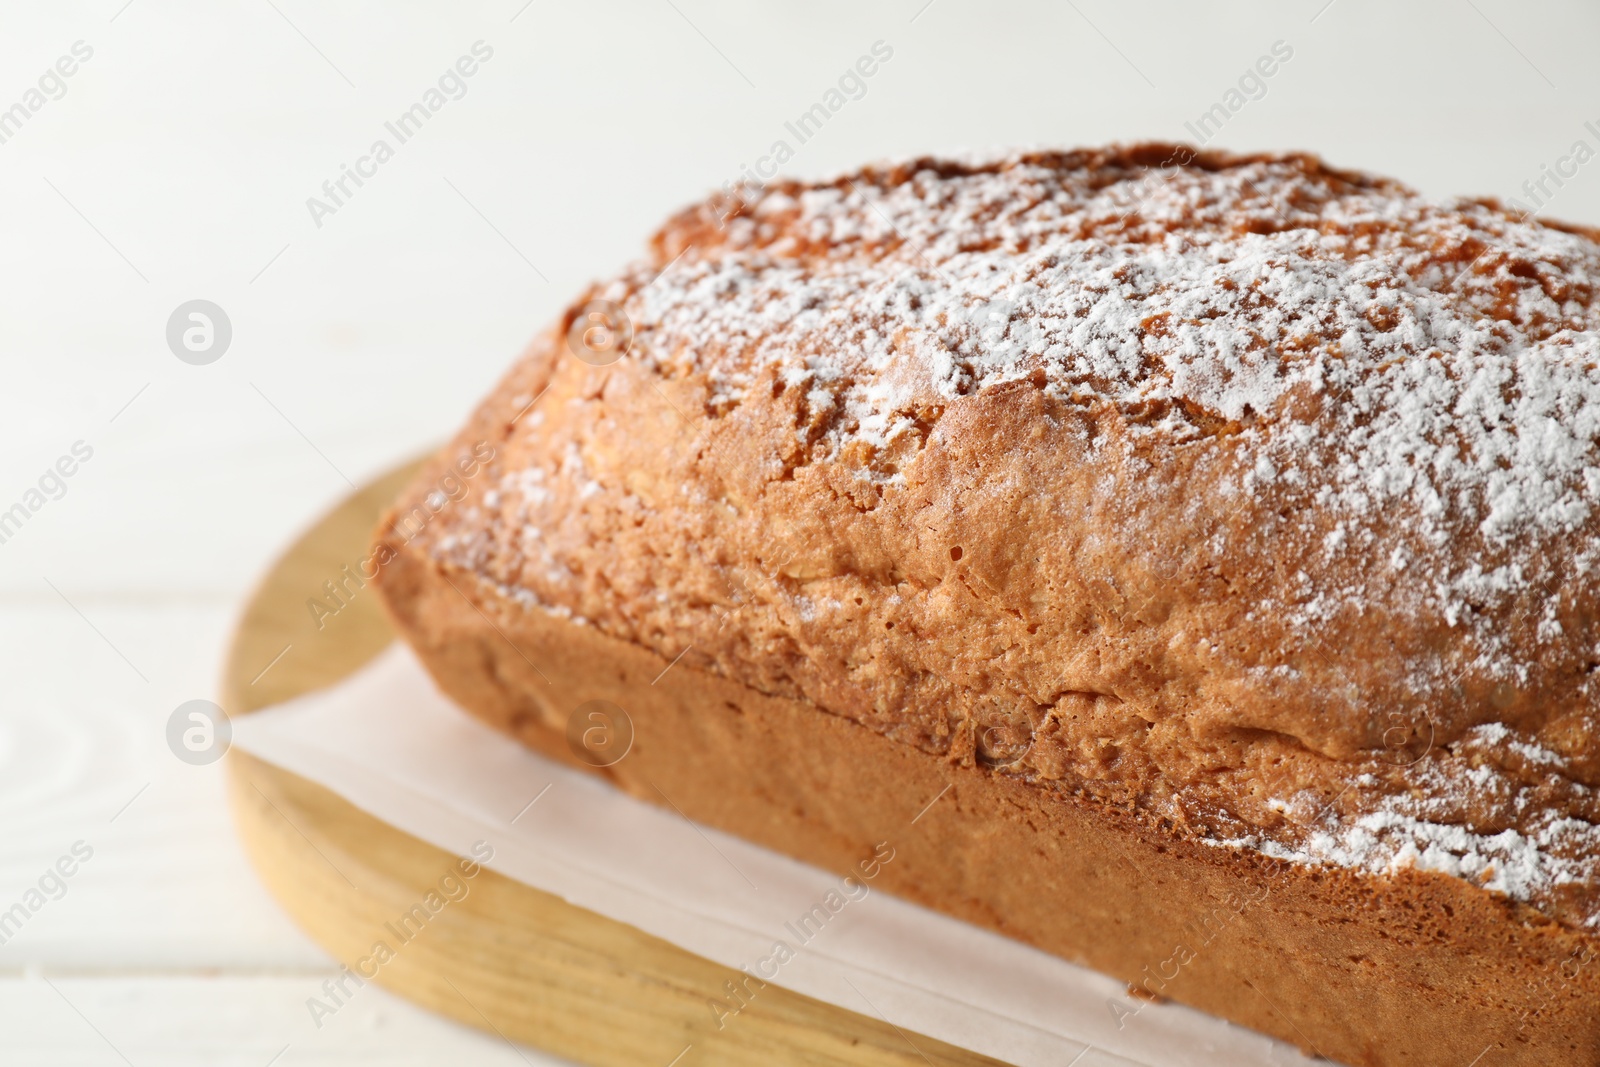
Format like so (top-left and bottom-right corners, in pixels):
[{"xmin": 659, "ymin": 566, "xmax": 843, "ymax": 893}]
[{"xmin": 222, "ymin": 459, "xmax": 1011, "ymax": 1067}]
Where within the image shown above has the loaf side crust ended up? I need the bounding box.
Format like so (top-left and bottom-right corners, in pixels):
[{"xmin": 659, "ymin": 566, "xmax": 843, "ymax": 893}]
[{"xmin": 374, "ymin": 535, "xmax": 1600, "ymax": 1067}]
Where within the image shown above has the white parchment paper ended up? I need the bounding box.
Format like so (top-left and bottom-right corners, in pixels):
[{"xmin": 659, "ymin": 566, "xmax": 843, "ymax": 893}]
[{"xmin": 233, "ymin": 643, "xmax": 1318, "ymax": 1067}]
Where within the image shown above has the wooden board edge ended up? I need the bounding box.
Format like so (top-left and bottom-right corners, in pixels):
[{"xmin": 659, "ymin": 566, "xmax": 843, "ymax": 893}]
[{"xmin": 220, "ymin": 457, "xmax": 1014, "ymax": 1067}]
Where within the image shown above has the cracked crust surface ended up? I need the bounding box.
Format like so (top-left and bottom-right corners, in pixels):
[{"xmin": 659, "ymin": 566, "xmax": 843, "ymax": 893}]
[{"xmin": 380, "ymin": 145, "xmax": 1600, "ymax": 930}]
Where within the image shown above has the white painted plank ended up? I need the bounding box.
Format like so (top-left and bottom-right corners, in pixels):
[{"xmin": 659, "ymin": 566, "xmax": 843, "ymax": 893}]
[
  {"xmin": 0, "ymin": 975, "xmax": 574, "ymax": 1066},
  {"xmin": 0, "ymin": 604, "xmax": 325, "ymax": 970}
]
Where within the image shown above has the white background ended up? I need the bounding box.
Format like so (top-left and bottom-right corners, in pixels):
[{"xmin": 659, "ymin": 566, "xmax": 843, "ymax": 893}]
[{"xmin": 1, "ymin": 0, "xmax": 1597, "ymax": 1062}]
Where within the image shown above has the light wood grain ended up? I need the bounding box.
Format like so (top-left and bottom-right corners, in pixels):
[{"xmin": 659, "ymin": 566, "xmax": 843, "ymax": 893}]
[{"xmin": 221, "ymin": 460, "xmax": 1011, "ymax": 1067}]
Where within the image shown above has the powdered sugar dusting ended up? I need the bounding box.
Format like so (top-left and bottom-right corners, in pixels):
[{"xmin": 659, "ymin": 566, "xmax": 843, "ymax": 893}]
[
  {"xmin": 609, "ymin": 148, "xmax": 1600, "ymax": 670},
  {"xmin": 1210, "ymin": 805, "xmax": 1600, "ymax": 929},
  {"xmin": 471, "ymin": 146, "xmax": 1600, "ymax": 926},
  {"xmin": 613, "ymin": 154, "xmax": 1600, "ymax": 614}
]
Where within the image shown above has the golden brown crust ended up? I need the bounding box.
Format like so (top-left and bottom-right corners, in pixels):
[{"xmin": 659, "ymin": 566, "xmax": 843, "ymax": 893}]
[
  {"xmin": 380, "ymin": 144, "xmax": 1600, "ymax": 932},
  {"xmin": 374, "ymin": 538, "xmax": 1600, "ymax": 1066}
]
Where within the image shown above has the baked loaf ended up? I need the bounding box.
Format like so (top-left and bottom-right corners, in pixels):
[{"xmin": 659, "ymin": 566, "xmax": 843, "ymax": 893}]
[{"xmin": 376, "ymin": 145, "xmax": 1600, "ymax": 1065}]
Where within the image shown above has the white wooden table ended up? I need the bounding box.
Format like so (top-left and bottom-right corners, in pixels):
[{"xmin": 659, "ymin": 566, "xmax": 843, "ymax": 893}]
[{"xmin": 2, "ymin": 1, "xmax": 1595, "ymax": 1061}]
